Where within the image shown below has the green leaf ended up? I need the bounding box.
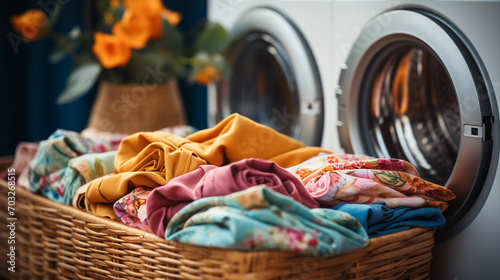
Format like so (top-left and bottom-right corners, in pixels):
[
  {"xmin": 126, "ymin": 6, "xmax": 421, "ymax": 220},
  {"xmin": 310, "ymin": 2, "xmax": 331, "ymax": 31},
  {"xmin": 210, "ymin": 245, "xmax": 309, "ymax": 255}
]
[
  {"xmin": 56, "ymin": 63, "xmax": 101, "ymax": 104},
  {"xmin": 49, "ymin": 31, "xmax": 85, "ymax": 64},
  {"xmin": 161, "ymin": 20, "xmax": 184, "ymax": 53},
  {"xmin": 109, "ymin": 51, "xmax": 181, "ymax": 84},
  {"xmin": 127, "ymin": 52, "xmax": 168, "ymax": 84},
  {"xmin": 194, "ymin": 23, "xmax": 228, "ymax": 54},
  {"xmin": 48, "ymin": 48, "xmax": 67, "ymax": 64},
  {"xmin": 96, "ymin": 0, "xmax": 111, "ymax": 16},
  {"xmin": 67, "ymin": 26, "xmax": 81, "ymax": 39},
  {"xmin": 373, "ymin": 171, "xmax": 407, "ymax": 188}
]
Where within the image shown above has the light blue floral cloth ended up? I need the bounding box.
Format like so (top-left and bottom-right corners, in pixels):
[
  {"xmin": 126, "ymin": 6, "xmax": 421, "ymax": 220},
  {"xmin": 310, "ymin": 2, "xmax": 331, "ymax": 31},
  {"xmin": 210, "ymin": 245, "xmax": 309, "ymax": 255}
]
[
  {"xmin": 29, "ymin": 129, "xmax": 121, "ymax": 203},
  {"xmin": 166, "ymin": 185, "xmax": 369, "ymax": 256},
  {"xmin": 41, "ymin": 151, "xmax": 116, "ymax": 204}
]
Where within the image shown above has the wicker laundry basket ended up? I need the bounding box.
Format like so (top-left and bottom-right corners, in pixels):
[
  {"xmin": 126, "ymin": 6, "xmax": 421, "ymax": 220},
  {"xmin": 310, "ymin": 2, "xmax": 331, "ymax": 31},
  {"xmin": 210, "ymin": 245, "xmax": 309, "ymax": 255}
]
[{"xmin": 0, "ymin": 157, "xmax": 435, "ymax": 280}]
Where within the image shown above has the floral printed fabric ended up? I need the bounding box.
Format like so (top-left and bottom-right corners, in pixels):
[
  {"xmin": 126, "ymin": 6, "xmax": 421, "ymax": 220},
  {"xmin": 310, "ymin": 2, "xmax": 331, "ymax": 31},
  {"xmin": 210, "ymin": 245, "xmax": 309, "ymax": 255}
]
[
  {"xmin": 165, "ymin": 185, "xmax": 368, "ymax": 256},
  {"xmin": 41, "ymin": 151, "xmax": 116, "ymax": 204},
  {"xmin": 147, "ymin": 158, "xmax": 318, "ymax": 237},
  {"xmin": 333, "ymin": 202, "xmax": 446, "ymax": 237},
  {"xmin": 300, "ymin": 159, "xmax": 455, "ymax": 211},
  {"xmin": 286, "ymin": 153, "xmax": 376, "ymax": 180},
  {"xmin": 290, "ymin": 156, "xmax": 420, "ymax": 183},
  {"xmin": 29, "ymin": 129, "xmax": 125, "ymax": 201},
  {"xmin": 80, "ymin": 128, "xmax": 129, "ymax": 151},
  {"xmin": 114, "ymin": 187, "xmax": 152, "ymax": 232}
]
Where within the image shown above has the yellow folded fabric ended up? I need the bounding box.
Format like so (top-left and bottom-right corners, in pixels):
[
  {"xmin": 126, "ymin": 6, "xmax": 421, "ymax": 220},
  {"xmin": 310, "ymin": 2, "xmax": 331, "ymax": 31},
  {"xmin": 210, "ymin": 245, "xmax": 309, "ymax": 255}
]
[
  {"xmin": 86, "ymin": 113, "xmax": 331, "ymax": 217},
  {"xmin": 185, "ymin": 113, "xmax": 328, "ymax": 166}
]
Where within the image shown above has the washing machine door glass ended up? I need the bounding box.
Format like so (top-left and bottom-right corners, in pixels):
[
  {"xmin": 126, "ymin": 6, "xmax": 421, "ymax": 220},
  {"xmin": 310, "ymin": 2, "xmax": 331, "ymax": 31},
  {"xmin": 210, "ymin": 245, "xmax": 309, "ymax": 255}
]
[
  {"xmin": 228, "ymin": 32, "xmax": 299, "ymax": 137},
  {"xmin": 366, "ymin": 47, "xmax": 460, "ymax": 186},
  {"xmin": 216, "ymin": 8, "xmax": 324, "ymax": 146},
  {"xmin": 337, "ymin": 9, "xmax": 497, "ymax": 234}
]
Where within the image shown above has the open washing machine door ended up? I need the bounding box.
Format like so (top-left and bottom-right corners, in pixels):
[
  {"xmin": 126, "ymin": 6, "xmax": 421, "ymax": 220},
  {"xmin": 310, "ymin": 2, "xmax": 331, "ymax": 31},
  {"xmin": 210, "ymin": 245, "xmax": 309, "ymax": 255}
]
[
  {"xmin": 209, "ymin": 8, "xmax": 324, "ymax": 146},
  {"xmin": 336, "ymin": 8, "xmax": 499, "ymax": 238}
]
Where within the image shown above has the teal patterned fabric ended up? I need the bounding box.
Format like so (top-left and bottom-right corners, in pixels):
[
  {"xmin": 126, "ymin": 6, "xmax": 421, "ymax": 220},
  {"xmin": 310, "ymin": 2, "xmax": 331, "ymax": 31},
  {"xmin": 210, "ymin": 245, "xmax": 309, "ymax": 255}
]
[
  {"xmin": 166, "ymin": 185, "xmax": 369, "ymax": 256},
  {"xmin": 29, "ymin": 129, "xmax": 120, "ymax": 203},
  {"xmin": 41, "ymin": 151, "xmax": 116, "ymax": 204}
]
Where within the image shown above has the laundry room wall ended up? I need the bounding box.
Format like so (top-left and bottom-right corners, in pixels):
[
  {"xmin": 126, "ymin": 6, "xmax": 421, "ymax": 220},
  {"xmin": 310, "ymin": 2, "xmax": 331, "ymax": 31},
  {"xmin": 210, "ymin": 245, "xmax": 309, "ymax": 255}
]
[{"xmin": 0, "ymin": 0, "xmax": 208, "ymax": 157}]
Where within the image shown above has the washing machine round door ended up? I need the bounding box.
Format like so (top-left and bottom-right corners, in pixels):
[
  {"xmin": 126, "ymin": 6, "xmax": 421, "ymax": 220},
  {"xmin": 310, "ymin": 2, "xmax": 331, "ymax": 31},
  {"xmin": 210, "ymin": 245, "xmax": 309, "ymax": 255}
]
[
  {"xmin": 214, "ymin": 8, "xmax": 323, "ymax": 146},
  {"xmin": 337, "ymin": 9, "xmax": 499, "ymax": 237}
]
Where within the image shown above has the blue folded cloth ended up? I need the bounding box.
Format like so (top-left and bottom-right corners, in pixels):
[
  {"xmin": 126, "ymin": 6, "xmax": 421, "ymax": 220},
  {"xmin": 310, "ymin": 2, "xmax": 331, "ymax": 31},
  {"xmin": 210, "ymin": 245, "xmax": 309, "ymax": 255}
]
[
  {"xmin": 165, "ymin": 185, "xmax": 369, "ymax": 256},
  {"xmin": 332, "ymin": 202, "xmax": 446, "ymax": 237}
]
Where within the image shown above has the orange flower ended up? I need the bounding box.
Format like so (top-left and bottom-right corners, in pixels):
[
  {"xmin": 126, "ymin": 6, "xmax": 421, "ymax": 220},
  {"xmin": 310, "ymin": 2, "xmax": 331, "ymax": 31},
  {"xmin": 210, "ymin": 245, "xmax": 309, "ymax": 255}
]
[
  {"xmin": 92, "ymin": 32, "xmax": 131, "ymax": 69},
  {"xmin": 10, "ymin": 9, "xmax": 48, "ymax": 41},
  {"xmin": 194, "ymin": 66, "xmax": 221, "ymax": 85},
  {"xmin": 161, "ymin": 7, "xmax": 182, "ymax": 26},
  {"xmin": 124, "ymin": 0, "xmax": 162, "ymax": 10},
  {"xmin": 124, "ymin": 0, "xmax": 163, "ymax": 39},
  {"xmin": 112, "ymin": 9, "xmax": 151, "ymax": 49}
]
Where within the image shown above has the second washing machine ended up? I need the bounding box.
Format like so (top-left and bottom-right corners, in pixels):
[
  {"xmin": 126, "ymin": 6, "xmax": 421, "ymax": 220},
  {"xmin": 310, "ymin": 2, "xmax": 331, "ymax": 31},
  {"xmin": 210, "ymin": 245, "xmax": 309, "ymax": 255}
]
[{"xmin": 207, "ymin": 0, "xmax": 340, "ymax": 150}]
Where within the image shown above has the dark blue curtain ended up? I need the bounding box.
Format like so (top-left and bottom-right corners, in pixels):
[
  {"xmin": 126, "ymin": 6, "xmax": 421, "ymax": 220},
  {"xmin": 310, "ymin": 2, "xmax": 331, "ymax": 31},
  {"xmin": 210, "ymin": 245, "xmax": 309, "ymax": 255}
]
[{"xmin": 0, "ymin": 0, "xmax": 208, "ymax": 156}]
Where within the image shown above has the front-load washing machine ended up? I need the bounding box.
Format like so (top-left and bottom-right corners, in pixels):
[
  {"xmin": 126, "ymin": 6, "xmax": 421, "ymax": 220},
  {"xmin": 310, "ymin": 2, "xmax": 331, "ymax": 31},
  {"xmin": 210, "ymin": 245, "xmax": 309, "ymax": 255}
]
[
  {"xmin": 207, "ymin": 0, "xmax": 340, "ymax": 150},
  {"xmin": 332, "ymin": 0, "xmax": 500, "ymax": 278}
]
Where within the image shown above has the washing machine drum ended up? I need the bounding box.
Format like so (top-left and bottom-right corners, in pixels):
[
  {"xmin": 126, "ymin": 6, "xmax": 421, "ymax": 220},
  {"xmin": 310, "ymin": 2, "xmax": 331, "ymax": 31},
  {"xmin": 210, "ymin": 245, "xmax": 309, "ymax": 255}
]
[
  {"xmin": 214, "ymin": 8, "xmax": 324, "ymax": 146},
  {"xmin": 337, "ymin": 9, "xmax": 497, "ymax": 233}
]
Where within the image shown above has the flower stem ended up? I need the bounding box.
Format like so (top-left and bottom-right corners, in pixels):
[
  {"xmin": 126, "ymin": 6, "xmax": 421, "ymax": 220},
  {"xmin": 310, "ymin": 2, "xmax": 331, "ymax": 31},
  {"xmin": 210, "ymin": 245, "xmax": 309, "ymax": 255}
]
[
  {"xmin": 47, "ymin": 31, "xmax": 81, "ymax": 64},
  {"xmin": 179, "ymin": 56, "xmax": 194, "ymax": 65}
]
